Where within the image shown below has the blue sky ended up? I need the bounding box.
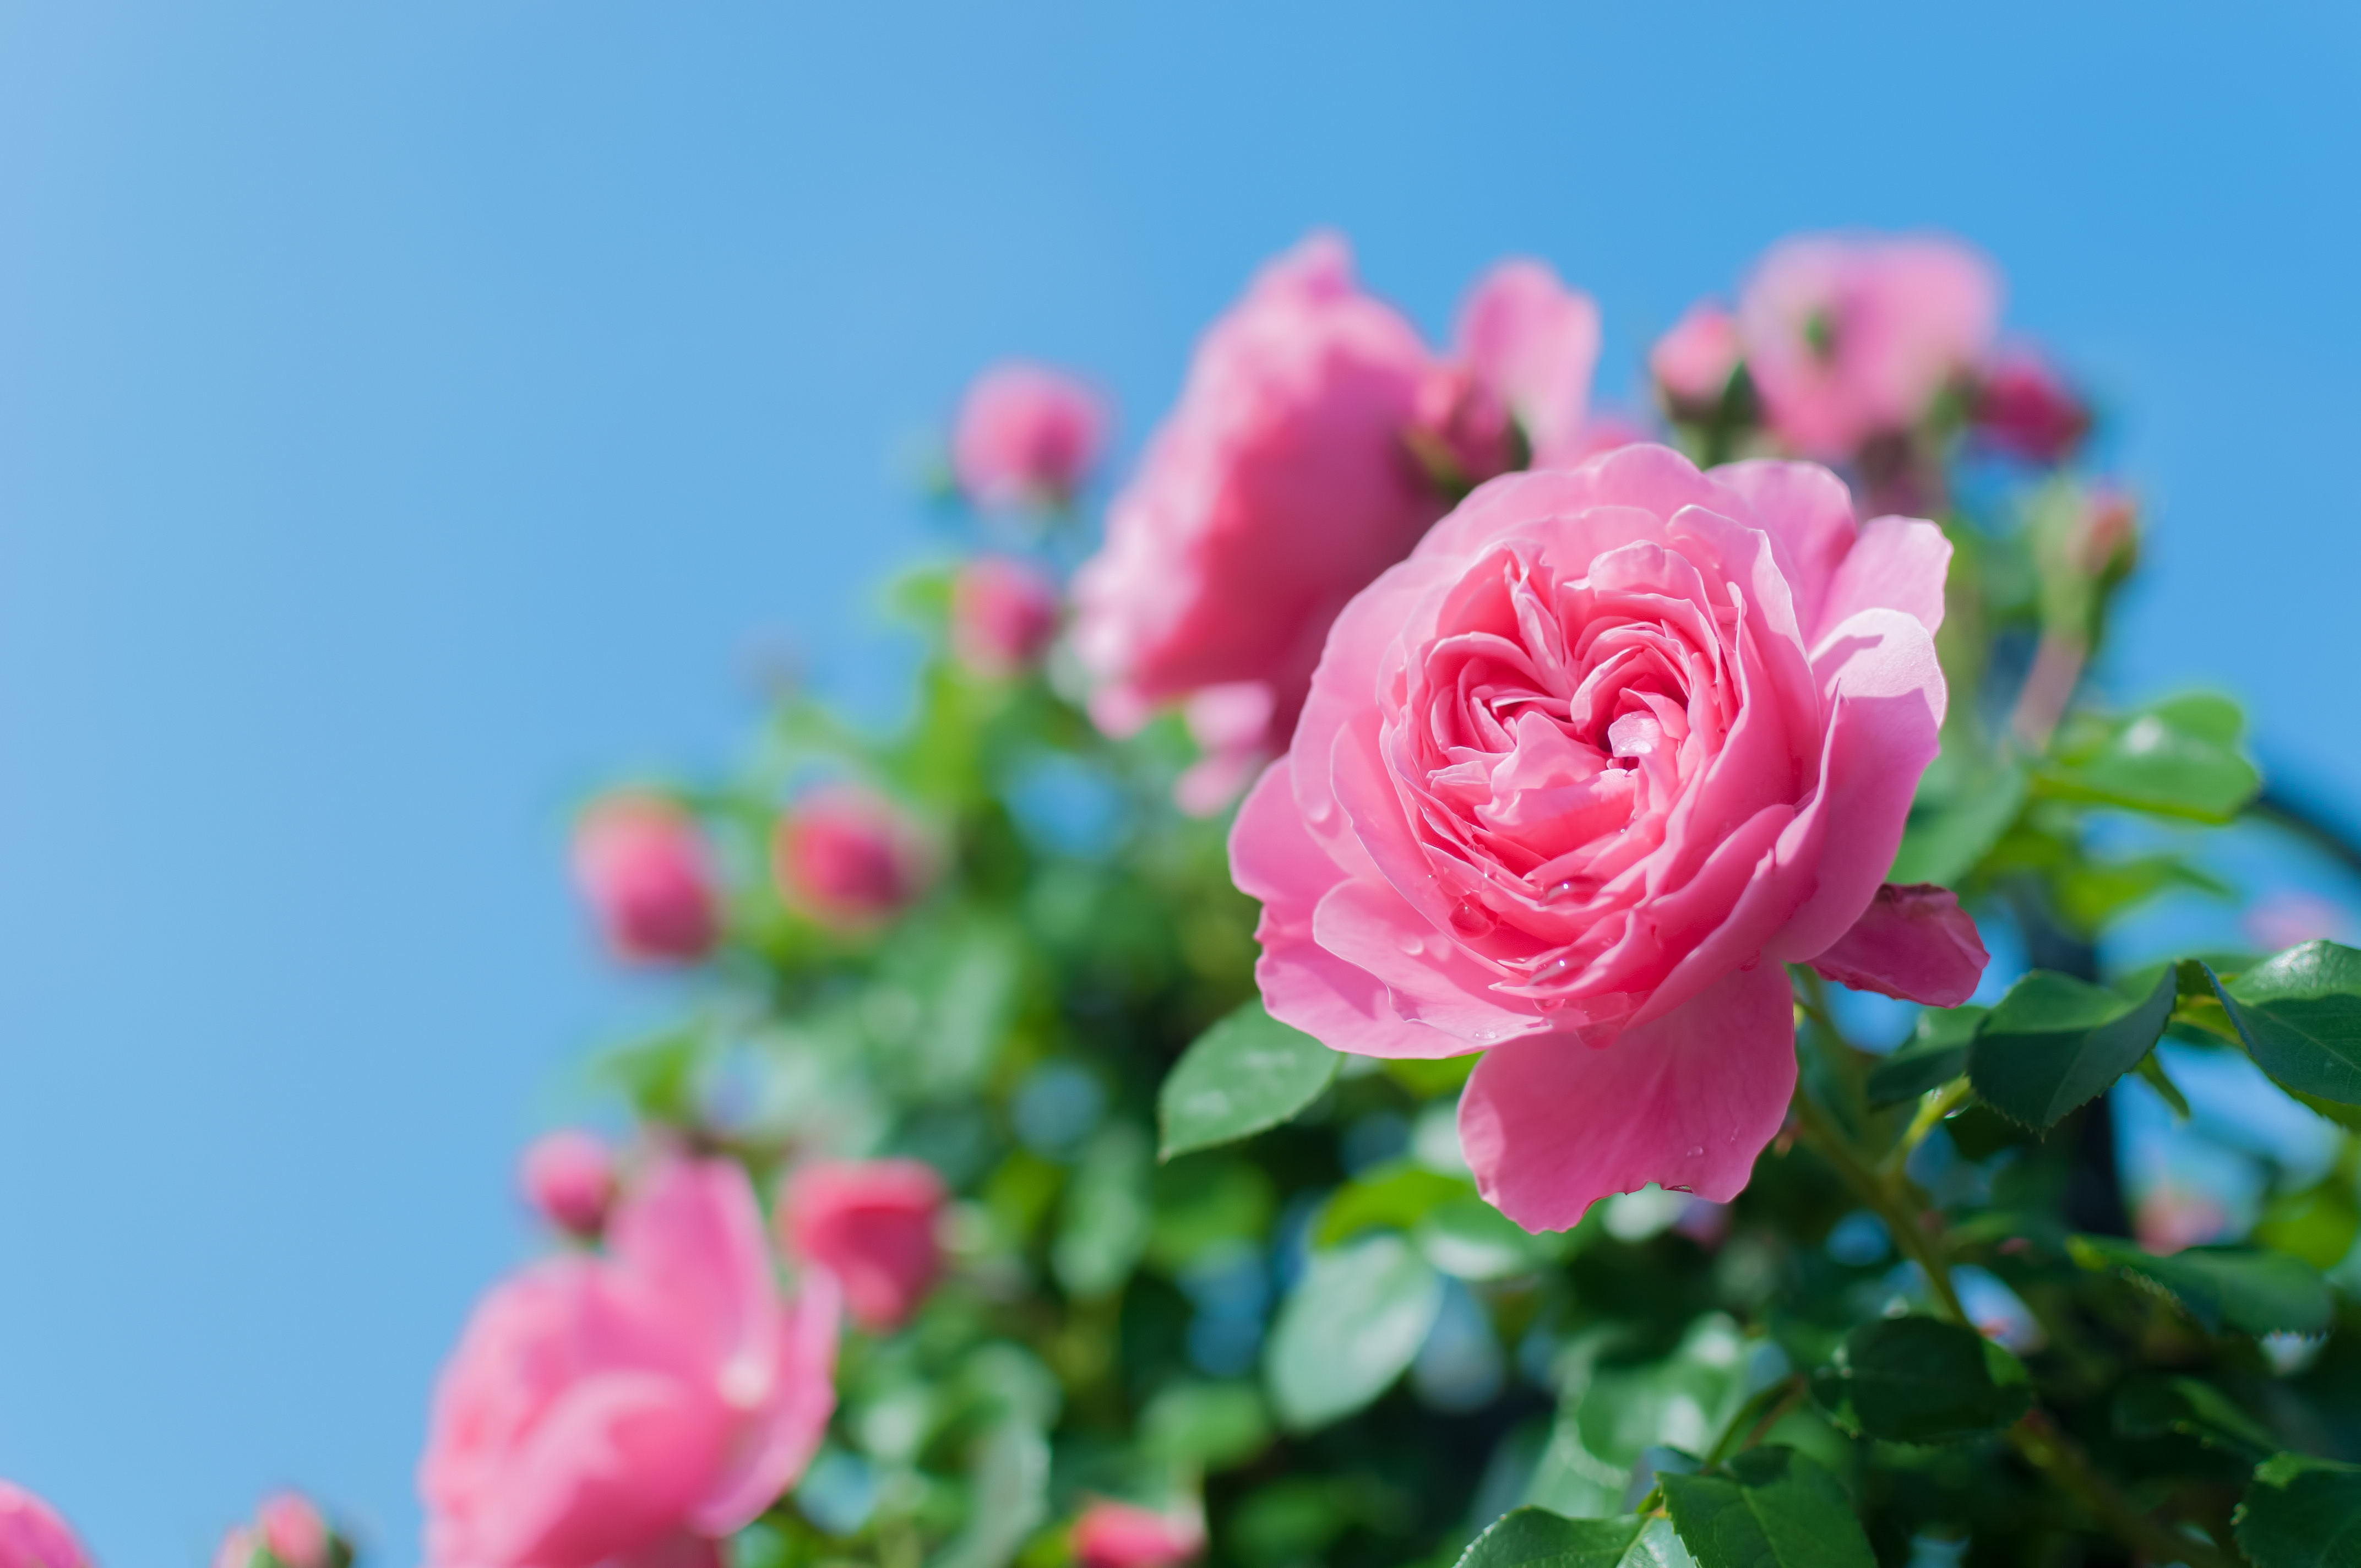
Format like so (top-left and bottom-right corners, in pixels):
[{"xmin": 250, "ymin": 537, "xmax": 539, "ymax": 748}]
[{"xmin": 0, "ymin": 2, "xmax": 2355, "ymax": 1558}]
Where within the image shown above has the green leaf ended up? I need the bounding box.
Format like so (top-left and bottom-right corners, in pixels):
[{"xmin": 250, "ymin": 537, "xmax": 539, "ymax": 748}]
[
  {"xmin": 1157, "ymin": 1000, "xmax": 1340, "ymax": 1159},
  {"xmin": 1660, "ymin": 1447, "xmax": 1877, "ymax": 1568},
  {"xmin": 1139, "ymin": 1380, "xmax": 1272, "ymax": 1470},
  {"xmin": 1809, "ymin": 1315, "xmax": 2031, "ymax": 1444},
  {"xmin": 926, "ymin": 1415, "xmax": 1049, "ymax": 1568},
  {"xmin": 1890, "ymin": 759, "xmax": 2028, "ymax": 886},
  {"xmin": 2235, "ymin": 1452, "xmax": 2361, "ymax": 1568},
  {"xmin": 1052, "ymin": 1123, "xmax": 1153, "ymax": 1297},
  {"xmin": 1416, "ymin": 1196, "xmax": 1556, "ymax": 1280},
  {"xmin": 1866, "ymin": 1006, "xmax": 1984, "ymax": 1110},
  {"xmin": 1526, "ymin": 1317, "xmax": 1754, "ymax": 1520},
  {"xmin": 1454, "ymin": 1509, "xmax": 1689, "ymax": 1568},
  {"xmin": 1313, "ymin": 1161, "xmax": 1472, "ymax": 1248},
  {"xmin": 2207, "ymin": 941, "xmax": 2361, "ymax": 1107},
  {"xmin": 2035, "ymin": 693, "xmax": 2260, "ymax": 824},
  {"xmin": 2112, "ymin": 1375, "xmax": 2277, "ymax": 1460},
  {"xmin": 2068, "ymin": 1236, "xmax": 2334, "ymax": 1335},
  {"xmin": 1967, "ymin": 967, "xmax": 2176, "ymax": 1130},
  {"xmin": 1263, "ymin": 1233, "xmax": 1445, "ymax": 1430}
]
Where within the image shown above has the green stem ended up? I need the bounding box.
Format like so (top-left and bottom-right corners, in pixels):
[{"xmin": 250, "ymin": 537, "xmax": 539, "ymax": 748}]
[
  {"xmin": 1704, "ymin": 1373, "xmax": 1808, "ymax": 1467},
  {"xmin": 1880, "ymin": 1077, "xmax": 1971, "ymax": 1182},
  {"xmin": 1790, "ymin": 1091, "xmax": 1967, "ymax": 1322},
  {"xmin": 2008, "ymin": 1412, "xmax": 2237, "ymax": 1568}
]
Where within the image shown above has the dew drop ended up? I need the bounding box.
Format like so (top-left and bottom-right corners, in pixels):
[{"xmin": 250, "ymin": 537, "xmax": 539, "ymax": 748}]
[
  {"xmin": 1683, "ymin": 1145, "xmax": 1705, "ymax": 1158},
  {"xmin": 1448, "ymin": 899, "xmax": 1497, "ymax": 938},
  {"xmin": 1396, "ymin": 932, "xmax": 1425, "ymax": 956}
]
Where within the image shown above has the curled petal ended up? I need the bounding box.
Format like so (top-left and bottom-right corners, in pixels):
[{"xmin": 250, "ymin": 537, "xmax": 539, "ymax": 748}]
[
  {"xmin": 1458, "ymin": 963, "xmax": 1797, "ymax": 1232},
  {"xmin": 1808, "ymin": 882, "xmax": 1988, "ymax": 1007}
]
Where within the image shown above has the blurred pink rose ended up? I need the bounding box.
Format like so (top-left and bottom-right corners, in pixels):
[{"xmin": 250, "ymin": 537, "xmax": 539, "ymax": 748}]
[
  {"xmin": 214, "ymin": 1494, "xmax": 331, "ymax": 1568},
  {"xmin": 572, "ymin": 797, "xmax": 719, "ymax": 966},
  {"xmin": 1071, "ymin": 1502, "xmax": 1206, "ymax": 1568},
  {"xmin": 2246, "ymin": 891, "xmax": 2352, "ymax": 954},
  {"xmin": 522, "ymin": 1129, "xmax": 618, "ymax": 1240},
  {"xmin": 1075, "ymin": 236, "xmax": 1600, "ymax": 813},
  {"xmin": 0, "ymin": 1484, "xmax": 85, "ymax": 1568},
  {"xmin": 1970, "ymin": 347, "xmax": 2089, "ymax": 464},
  {"xmin": 953, "ymin": 362, "xmax": 1107, "ymax": 512},
  {"xmin": 780, "ymin": 1158, "xmax": 947, "ymax": 1332},
  {"xmin": 774, "ymin": 786, "xmax": 928, "ymax": 928},
  {"xmin": 951, "ymin": 557, "xmax": 1061, "ymax": 678},
  {"xmin": 1650, "ymin": 303, "xmax": 1742, "ymax": 410},
  {"xmin": 421, "ymin": 1157, "xmax": 840, "ymax": 1568},
  {"xmin": 1231, "ymin": 445, "xmax": 1963, "ymax": 1231},
  {"xmin": 1739, "ymin": 234, "xmax": 1998, "ymax": 459},
  {"xmin": 2136, "ymin": 1183, "xmax": 2229, "ymax": 1255}
]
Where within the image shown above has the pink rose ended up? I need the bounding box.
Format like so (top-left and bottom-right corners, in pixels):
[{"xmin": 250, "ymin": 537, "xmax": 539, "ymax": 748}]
[
  {"xmin": 953, "ymin": 362, "xmax": 1107, "ymax": 513},
  {"xmin": 572, "ymin": 797, "xmax": 719, "ymax": 966},
  {"xmin": 420, "ymin": 1157, "xmax": 840, "ymax": 1568},
  {"xmin": 951, "ymin": 556, "xmax": 1061, "ymax": 678},
  {"xmin": 1650, "ymin": 303, "xmax": 1742, "ymax": 411},
  {"xmin": 1075, "ymin": 236, "xmax": 1599, "ymax": 812},
  {"xmin": 1070, "ymin": 1502, "xmax": 1206, "ymax": 1568},
  {"xmin": 214, "ymin": 1495, "xmax": 330, "ymax": 1568},
  {"xmin": 1738, "ymin": 234, "xmax": 1998, "ymax": 459},
  {"xmin": 774, "ymin": 786, "xmax": 928, "ymax": 928},
  {"xmin": 1968, "ymin": 347, "xmax": 2089, "ymax": 464},
  {"xmin": 780, "ymin": 1158, "xmax": 948, "ymax": 1332},
  {"xmin": 521, "ymin": 1129, "xmax": 618, "ymax": 1240},
  {"xmin": 0, "ymin": 1485, "xmax": 85, "ymax": 1568},
  {"xmin": 2135, "ymin": 1183, "xmax": 2228, "ymax": 1256},
  {"xmin": 1230, "ymin": 444, "xmax": 1974, "ymax": 1231}
]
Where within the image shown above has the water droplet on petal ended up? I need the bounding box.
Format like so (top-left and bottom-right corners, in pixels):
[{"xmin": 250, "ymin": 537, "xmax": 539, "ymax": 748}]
[
  {"xmin": 1449, "ymin": 899, "xmax": 1497, "ymax": 938},
  {"xmin": 1683, "ymin": 1145, "xmax": 1705, "ymax": 1159},
  {"xmin": 1396, "ymin": 932, "xmax": 1425, "ymax": 956}
]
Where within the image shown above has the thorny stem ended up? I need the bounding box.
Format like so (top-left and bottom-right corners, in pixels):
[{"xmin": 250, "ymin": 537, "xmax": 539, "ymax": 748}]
[{"xmin": 1786, "ymin": 977, "xmax": 2235, "ymax": 1568}]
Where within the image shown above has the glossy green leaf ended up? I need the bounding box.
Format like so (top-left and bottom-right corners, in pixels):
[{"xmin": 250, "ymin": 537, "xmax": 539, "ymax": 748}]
[
  {"xmin": 1810, "ymin": 1315, "xmax": 2031, "ymax": 1444},
  {"xmin": 2207, "ymin": 941, "xmax": 2361, "ymax": 1107},
  {"xmin": 1866, "ymin": 1006, "xmax": 1984, "ymax": 1110},
  {"xmin": 1967, "ymin": 967, "xmax": 2175, "ymax": 1130},
  {"xmin": 2235, "ymin": 1452, "xmax": 2361, "ymax": 1567},
  {"xmin": 1264, "ymin": 1233, "xmax": 1445, "ymax": 1430},
  {"xmin": 1416, "ymin": 1195, "xmax": 1555, "ymax": 1280},
  {"xmin": 1139, "ymin": 1380, "xmax": 1271, "ymax": 1470},
  {"xmin": 1314, "ymin": 1161, "xmax": 1472, "ymax": 1248},
  {"xmin": 2112, "ymin": 1375, "xmax": 2276, "ymax": 1460},
  {"xmin": 1454, "ymin": 1509, "xmax": 1689, "ymax": 1568},
  {"xmin": 1157, "ymin": 1000, "xmax": 1340, "ymax": 1159},
  {"xmin": 2069, "ymin": 1236, "xmax": 2334, "ymax": 1335},
  {"xmin": 1660, "ymin": 1447, "xmax": 1877, "ymax": 1568},
  {"xmin": 2035, "ymin": 693, "xmax": 2260, "ymax": 824},
  {"xmin": 1526, "ymin": 1317, "xmax": 1754, "ymax": 1520}
]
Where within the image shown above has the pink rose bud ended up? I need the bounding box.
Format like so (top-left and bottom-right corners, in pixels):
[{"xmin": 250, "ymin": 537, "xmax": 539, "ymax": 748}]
[
  {"xmin": 2070, "ymin": 488, "xmax": 2138, "ymax": 578},
  {"xmin": 521, "ymin": 1129, "xmax": 617, "ymax": 1239},
  {"xmin": 1650, "ymin": 303, "xmax": 1743, "ymax": 410},
  {"xmin": 1738, "ymin": 233, "xmax": 1999, "ymax": 459},
  {"xmin": 0, "ymin": 1485, "xmax": 86, "ymax": 1568},
  {"xmin": 572, "ymin": 796, "xmax": 719, "ymax": 965},
  {"xmin": 1232, "ymin": 445, "xmax": 1953, "ymax": 1232},
  {"xmin": 1969, "ymin": 347, "xmax": 2090, "ymax": 464},
  {"xmin": 214, "ymin": 1494, "xmax": 331, "ymax": 1568},
  {"xmin": 422, "ymin": 1158, "xmax": 841, "ymax": 1568},
  {"xmin": 1071, "ymin": 1502, "xmax": 1206, "ymax": 1568},
  {"xmin": 781, "ymin": 1159, "xmax": 948, "ymax": 1332},
  {"xmin": 775, "ymin": 786, "xmax": 928, "ymax": 928},
  {"xmin": 951, "ymin": 557, "xmax": 1062, "ymax": 678},
  {"xmin": 953, "ymin": 362, "xmax": 1107, "ymax": 513}
]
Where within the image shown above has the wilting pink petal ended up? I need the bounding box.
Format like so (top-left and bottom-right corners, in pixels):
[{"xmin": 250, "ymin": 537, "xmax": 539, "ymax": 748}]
[
  {"xmin": 1808, "ymin": 883, "xmax": 1989, "ymax": 1007},
  {"xmin": 1459, "ymin": 964, "xmax": 1798, "ymax": 1232}
]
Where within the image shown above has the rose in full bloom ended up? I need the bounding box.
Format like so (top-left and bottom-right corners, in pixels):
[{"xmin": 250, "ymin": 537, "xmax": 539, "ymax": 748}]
[
  {"xmin": 521, "ymin": 1129, "xmax": 618, "ymax": 1240},
  {"xmin": 572, "ymin": 796, "xmax": 719, "ymax": 965},
  {"xmin": 420, "ymin": 1157, "xmax": 840, "ymax": 1568},
  {"xmin": 1649, "ymin": 302, "xmax": 1742, "ymax": 414},
  {"xmin": 1738, "ymin": 233, "xmax": 1998, "ymax": 459},
  {"xmin": 1968, "ymin": 347, "xmax": 2090, "ymax": 465},
  {"xmin": 1231, "ymin": 444, "xmax": 1978, "ymax": 1229},
  {"xmin": 1074, "ymin": 233, "xmax": 1598, "ymax": 812},
  {"xmin": 953, "ymin": 362, "xmax": 1107, "ymax": 513},
  {"xmin": 779, "ymin": 1158, "xmax": 948, "ymax": 1332},
  {"xmin": 214, "ymin": 1494, "xmax": 333, "ymax": 1568},
  {"xmin": 1070, "ymin": 1501, "xmax": 1206, "ymax": 1568},
  {"xmin": 950, "ymin": 556, "xmax": 1061, "ymax": 678},
  {"xmin": 774, "ymin": 786, "xmax": 929, "ymax": 928},
  {"xmin": 0, "ymin": 1485, "xmax": 85, "ymax": 1568}
]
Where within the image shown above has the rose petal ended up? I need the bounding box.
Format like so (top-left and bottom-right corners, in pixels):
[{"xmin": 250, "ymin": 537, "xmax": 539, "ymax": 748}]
[
  {"xmin": 1807, "ymin": 883, "xmax": 1988, "ymax": 1007},
  {"xmin": 1816, "ymin": 515, "xmax": 1952, "ymax": 643},
  {"xmin": 1707, "ymin": 459, "xmax": 1858, "ymax": 640},
  {"xmin": 1458, "ymin": 963, "xmax": 1797, "ymax": 1232}
]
